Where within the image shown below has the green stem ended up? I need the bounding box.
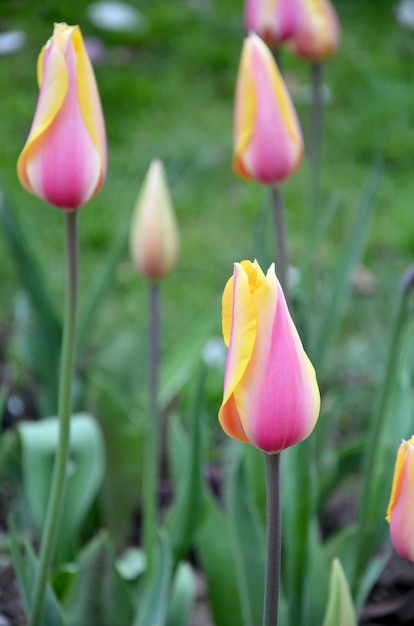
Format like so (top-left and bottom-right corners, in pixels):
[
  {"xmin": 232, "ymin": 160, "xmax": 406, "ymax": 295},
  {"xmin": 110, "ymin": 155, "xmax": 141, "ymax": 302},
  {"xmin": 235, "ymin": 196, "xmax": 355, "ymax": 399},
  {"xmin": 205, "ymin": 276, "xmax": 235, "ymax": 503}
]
[
  {"xmin": 352, "ymin": 279, "xmax": 412, "ymax": 598},
  {"xmin": 271, "ymin": 187, "xmax": 289, "ymax": 299},
  {"xmin": 143, "ymin": 281, "xmax": 161, "ymax": 571},
  {"xmin": 263, "ymin": 452, "xmax": 281, "ymax": 626},
  {"xmin": 30, "ymin": 210, "xmax": 78, "ymax": 626},
  {"xmin": 309, "ymin": 61, "xmax": 324, "ymax": 213}
]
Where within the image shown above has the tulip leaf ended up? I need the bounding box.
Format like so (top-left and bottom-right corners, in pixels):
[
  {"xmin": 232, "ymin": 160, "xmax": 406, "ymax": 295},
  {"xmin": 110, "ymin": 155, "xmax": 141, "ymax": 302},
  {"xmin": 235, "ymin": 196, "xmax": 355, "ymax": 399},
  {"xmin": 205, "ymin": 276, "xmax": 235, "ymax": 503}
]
[
  {"xmin": 314, "ymin": 159, "xmax": 381, "ymax": 368},
  {"xmin": 17, "ymin": 413, "xmax": 105, "ymax": 563},
  {"xmin": 88, "ymin": 371, "xmax": 145, "ymax": 547},
  {"xmin": 133, "ymin": 531, "xmax": 172, "ymax": 626},
  {"xmin": 0, "ymin": 191, "xmax": 62, "ymax": 413},
  {"xmin": 160, "ymin": 316, "xmax": 216, "ymax": 408},
  {"xmin": 322, "ymin": 558, "xmax": 357, "ymax": 626},
  {"xmin": 9, "ymin": 517, "xmax": 67, "ymax": 626},
  {"xmin": 63, "ymin": 531, "xmax": 134, "ymax": 626},
  {"xmin": 167, "ymin": 365, "xmax": 205, "ymax": 564},
  {"xmin": 225, "ymin": 443, "xmax": 265, "ymax": 626},
  {"xmin": 196, "ymin": 493, "xmax": 246, "ymax": 626},
  {"xmin": 76, "ymin": 221, "xmax": 129, "ymax": 355},
  {"xmin": 165, "ymin": 562, "xmax": 195, "ymax": 626}
]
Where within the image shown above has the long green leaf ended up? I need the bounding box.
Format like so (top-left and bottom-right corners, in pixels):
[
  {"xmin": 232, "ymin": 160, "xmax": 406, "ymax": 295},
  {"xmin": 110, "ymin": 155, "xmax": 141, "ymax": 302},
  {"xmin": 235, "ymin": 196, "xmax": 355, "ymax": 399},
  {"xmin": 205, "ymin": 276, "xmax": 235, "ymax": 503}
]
[
  {"xmin": 314, "ymin": 160, "xmax": 382, "ymax": 368},
  {"xmin": 63, "ymin": 532, "xmax": 134, "ymax": 626},
  {"xmin": 134, "ymin": 532, "xmax": 172, "ymax": 626},
  {"xmin": 0, "ymin": 192, "xmax": 62, "ymax": 412},
  {"xmin": 9, "ymin": 517, "xmax": 67, "ymax": 626},
  {"xmin": 226, "ymin": 446, "xmax": 265, "ymax": 626},
  {"xmin": 76, "ymin": 221, "xmax": 129, "ymax": 354},
  {"xmin": 196, "ymin": 494, "xmax": 246, "ymax": 626},
  {"xmin": 167, "ymin": 365, "xmax": 205, "ymax": 564}
]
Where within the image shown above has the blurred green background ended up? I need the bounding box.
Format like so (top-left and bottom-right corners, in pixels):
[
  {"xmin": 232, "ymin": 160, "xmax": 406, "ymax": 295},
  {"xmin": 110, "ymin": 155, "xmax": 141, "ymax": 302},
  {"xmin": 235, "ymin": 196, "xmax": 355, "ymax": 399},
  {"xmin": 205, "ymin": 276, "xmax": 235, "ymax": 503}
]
[{"xmin": 0, "ymin": 0, "xmax": 413, "ymax": 393}]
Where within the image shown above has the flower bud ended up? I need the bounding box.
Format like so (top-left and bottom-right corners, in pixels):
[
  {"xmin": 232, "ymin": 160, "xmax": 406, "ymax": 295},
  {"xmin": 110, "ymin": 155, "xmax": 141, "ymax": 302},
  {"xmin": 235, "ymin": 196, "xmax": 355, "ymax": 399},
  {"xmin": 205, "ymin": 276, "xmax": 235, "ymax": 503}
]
[
  {"xmin": 386, "ymin": 436, "xmax": 414, "ymax": 561},
  {"xmin": 233, "ymin": 34, "xmax": 303, "ymax": 186},
  {"xmin": 219, "ymin": 260, "xmax": 320, "ymax": 453},
  {"xmin": 17, "ymin": 23, "xmax": 107, "ymax": 210},
  {"xmin": 290, "ymin": 0, "xmax": 341, "ymax": 60},
  {"xmin": 130, "ymin": 160, "xmax": 180, "ymax": 280},
  {"xmin": 244, "ymin": 0, "xmax": 301, "ymax": 46}
]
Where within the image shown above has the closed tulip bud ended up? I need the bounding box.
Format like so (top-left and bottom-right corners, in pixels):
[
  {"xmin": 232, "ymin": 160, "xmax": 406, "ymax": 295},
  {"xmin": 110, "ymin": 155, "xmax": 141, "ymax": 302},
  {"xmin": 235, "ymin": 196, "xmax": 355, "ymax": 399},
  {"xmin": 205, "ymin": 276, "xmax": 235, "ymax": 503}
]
[
  {"xmin": 17, "ymin": 23, "xmax": 106, "ymax": 210},
  {"xmin": 130, "ymin": 160, "xmax": 180, "ymax": 281},
  {"xmin": 290, "ymin": 0, "xmax": 340, "ymax": 60},
  {"xmin": 219, "ymin": 260, "xmax": 320, "ymax": 453},
  {"xmin": 386, "ymin": 436, "xmax": 414, "ymax": 561},
  {"xmin": 233, "ymin": 34, "xmax": 303, "ymax": 186},
  {"xmin": 244, "ymin": 0, "xmax": 301, "ymax": 46}
]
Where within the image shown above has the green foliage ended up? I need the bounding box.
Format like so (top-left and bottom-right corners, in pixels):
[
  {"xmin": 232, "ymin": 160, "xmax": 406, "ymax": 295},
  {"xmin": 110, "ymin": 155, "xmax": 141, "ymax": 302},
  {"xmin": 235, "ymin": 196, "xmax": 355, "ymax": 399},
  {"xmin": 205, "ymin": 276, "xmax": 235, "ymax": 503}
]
[
  {"xmin": 13, "ymin": 414, "xmax": 104, "ymax": 562},
  {"xmin": 322, "ymin": 558, "xmax": 357, "ymax": 626},
  {"xmin": 63, "ymin": 532, "xmax": 134, "ymax": 626}
]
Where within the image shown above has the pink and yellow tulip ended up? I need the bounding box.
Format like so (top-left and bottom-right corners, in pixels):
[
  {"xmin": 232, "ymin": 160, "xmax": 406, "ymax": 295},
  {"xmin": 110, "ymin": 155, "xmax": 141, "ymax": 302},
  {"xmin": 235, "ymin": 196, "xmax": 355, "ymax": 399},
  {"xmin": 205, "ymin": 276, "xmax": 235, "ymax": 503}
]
[
  {"xmin": 290, "ymin": 0, "xmax": 340, "ymax": 60},
  {"xmin": 386, "ymin": 436, "xmax": 414, "ymax": 561},
  {"xmin": 244, "ymin": 0, "xmax": 301, "ymax": 46},
  {"xmin": 130, "ymin": 159, "xmax": 180, "ymax": 281},
  {"xmin": 17, "ymin": 23, "xmax": 107, "ymax": 210},
  {"xmin": 219, "ymin": 260, "xmax": 320, "ymax": 453},
  {"xmin": 233, "ymin": 34, "xmax": 303, "ymax": 186}
]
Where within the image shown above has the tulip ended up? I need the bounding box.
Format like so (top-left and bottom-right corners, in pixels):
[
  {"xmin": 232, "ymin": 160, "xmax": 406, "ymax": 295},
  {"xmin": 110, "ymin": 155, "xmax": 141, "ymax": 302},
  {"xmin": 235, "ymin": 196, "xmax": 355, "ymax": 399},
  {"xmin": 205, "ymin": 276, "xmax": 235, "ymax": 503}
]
[
  {"xmin": 290, "ymin": 0, "xmax": 340, "ymax": 60},
  {"xmin": 219, "ymin": 260, "xmax": 320, "ymax": 453},
  {"xmin": 386, "ymin": 436, "xmax": 414, "ymax": 561},
  {"xmin": 130, "ymin": 159, "xmax": 180, "ymax": 280},
  {"xmin": 233, "ymin": 34, "xmax": 303, "ymax": 186},
  {"xmin": 17, "ymin": 23, "xmax": 107, "ymax": 210},
  {"xmin": 244, "ymin": 0, "xmax": 301, "ymax": 46}
]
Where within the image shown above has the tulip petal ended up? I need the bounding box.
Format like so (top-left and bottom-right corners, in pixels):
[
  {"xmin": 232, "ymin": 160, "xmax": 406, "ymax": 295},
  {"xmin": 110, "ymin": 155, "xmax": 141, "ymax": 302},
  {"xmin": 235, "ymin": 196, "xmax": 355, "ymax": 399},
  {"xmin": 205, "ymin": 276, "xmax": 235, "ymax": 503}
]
[
  {"xmin": 17, "ymin": 23, "xmax": 106, "ymax": 210},
  {"xmin": 219, "ymin": 263, "xmax": 258, "ymax": 442},
  {"xmin": 387, "ymin": 437, "xmax": 414, "ymax": 561},
  {"xmin": 233, "ymin": 34, "xmax": 303, "ymax": 186},
  {"xmin": 219, "ymin": 260, "xmax": 320, "ymax": 453}
]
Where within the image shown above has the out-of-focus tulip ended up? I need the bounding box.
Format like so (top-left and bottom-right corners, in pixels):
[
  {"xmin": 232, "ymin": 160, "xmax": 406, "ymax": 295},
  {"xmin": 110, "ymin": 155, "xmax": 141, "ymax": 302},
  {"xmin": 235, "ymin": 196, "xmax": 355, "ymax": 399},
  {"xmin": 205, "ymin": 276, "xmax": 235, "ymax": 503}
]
[
  {"xmin": 290, "ymin": 0, "xmax": 340, "ymax": 60},
  {"xmin": 130, "ymin": 160, "xmax": 180, "ymax": 281},
  {"xmin": 386, "ymin": 436, "xmax": 414, "ymax": 561},
  {"xmin": 218, "ymin": 260, "xmax": 320, "ymax": 453},
  {"xmin": 244, "ymin": 0, "xmax": 301, "ymax": 46},
  {"xmin": 17, "ymin": 23, "xmax": 107, "ymax": 210},
  {"xmin": 233, "ymin": 34, "xmax": 303, "ymax": 186}
]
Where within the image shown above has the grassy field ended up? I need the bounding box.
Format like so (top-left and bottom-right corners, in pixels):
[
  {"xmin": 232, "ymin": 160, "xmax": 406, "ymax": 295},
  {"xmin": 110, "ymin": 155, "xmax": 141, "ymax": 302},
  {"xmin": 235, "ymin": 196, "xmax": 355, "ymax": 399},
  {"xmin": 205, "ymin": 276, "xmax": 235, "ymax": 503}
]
[{"xmin": 0, "ymin": 0, "xmax": 413, "ymax": 394}]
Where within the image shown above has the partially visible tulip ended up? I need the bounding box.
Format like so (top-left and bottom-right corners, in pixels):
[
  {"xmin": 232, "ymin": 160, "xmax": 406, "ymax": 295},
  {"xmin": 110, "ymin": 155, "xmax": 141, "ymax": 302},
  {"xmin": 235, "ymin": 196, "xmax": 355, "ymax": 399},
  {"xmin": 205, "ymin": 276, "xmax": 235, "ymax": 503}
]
[
  {"xmin": 290, "ymin": 0, "xmax": 340, "ymax": 60},
  {"xmin": 218, "ymin": 260, "xmax": 320, "ymax": 453},
  {"xmin": 130, "ymin": 160, "xmax": 180, "ymax": 280},
  {"xmin": 386, "ymin": 436, "xmax": 414, "ymax": 561},
  {"xmin": 244, "ymin": 0, "xmax": 301, "ymax": 47},
  {"xmin": 233, "ymin": 34, "xmax": 303, "ymax": 186},
  {"xmin": 17, "ymin": 23, "xmax": 107, "ymax": 210}
]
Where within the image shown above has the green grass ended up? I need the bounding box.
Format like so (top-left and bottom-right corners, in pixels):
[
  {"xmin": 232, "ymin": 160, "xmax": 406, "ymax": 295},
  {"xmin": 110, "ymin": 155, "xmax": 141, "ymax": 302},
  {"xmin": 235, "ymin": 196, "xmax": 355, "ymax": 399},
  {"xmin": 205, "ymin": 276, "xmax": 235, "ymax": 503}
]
[{"xmin": 0, "ymin": 0, "xmax": 413, "ymax": 386}]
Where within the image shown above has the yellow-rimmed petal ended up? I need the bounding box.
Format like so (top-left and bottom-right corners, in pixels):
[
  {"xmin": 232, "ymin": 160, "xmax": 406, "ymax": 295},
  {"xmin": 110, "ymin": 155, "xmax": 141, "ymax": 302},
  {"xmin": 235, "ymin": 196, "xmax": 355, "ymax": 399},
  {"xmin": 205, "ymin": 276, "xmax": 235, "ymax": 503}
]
[
  {"xmin": 219, "ymin": 263, "xmax": 258, "ymax": 439},
  {"xmin": 17, "ymin": 38, "xmax": 68, "ymax": 191}
]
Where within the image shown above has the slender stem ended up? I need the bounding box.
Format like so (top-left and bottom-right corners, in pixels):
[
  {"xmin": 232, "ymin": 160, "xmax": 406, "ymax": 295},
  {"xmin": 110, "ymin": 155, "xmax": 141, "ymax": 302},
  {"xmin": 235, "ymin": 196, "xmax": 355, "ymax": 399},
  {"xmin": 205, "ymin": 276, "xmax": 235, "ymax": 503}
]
[
  {"xmin": 30, "ymin": 210, "xmax": 78, "ymax": 626},
  {"xmin": 309, "ymin": 61, "xmax": 324, "ymax": 212},
  {"xmin": 143, "ymin": 281, "xmax": 161, "ymax": 571},
  {"xmin": 263, "ymin": 452, "xmax": 281, "ymax": 626},
  {"xmin": 271, "ymin": 187, "xmax": 289, "ymax": 298}
]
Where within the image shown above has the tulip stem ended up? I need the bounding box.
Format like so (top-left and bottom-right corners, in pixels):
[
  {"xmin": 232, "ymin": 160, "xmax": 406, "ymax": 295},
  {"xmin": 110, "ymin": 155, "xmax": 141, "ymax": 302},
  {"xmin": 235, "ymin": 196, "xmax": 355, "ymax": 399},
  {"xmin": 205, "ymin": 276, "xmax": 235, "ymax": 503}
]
[
  {"xmin": 263, "ymin": 452, "xmax": 281, "ymax": 626},
  {"xmin": 271, "ymin": 187, "xmax": 289, "ymax": 298},
  {"xmin": 143, "ymin": 281, "xmax": 161, "ymax": 572},
  {"xmin": 309, "ymin": 61, "xmax": 324, "ymax": 212},
  {"xmin": 31, "ymin": 210, "xmax": 78, "ymax": 626}
]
